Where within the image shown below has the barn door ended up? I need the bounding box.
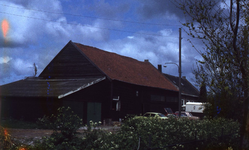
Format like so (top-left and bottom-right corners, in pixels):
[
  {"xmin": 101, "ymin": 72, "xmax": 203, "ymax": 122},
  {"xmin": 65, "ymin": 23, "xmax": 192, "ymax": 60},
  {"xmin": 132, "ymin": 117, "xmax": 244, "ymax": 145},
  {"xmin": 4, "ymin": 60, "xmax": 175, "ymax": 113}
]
[{"xmin": 87, "ymin": 102, "xmax": 101, "ymax": 124}]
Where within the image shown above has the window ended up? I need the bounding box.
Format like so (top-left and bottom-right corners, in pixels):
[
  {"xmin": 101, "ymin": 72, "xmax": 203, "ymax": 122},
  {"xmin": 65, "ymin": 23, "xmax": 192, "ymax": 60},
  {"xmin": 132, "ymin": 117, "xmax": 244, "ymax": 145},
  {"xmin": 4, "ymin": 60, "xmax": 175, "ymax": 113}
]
[
  {"xmin": 150, "ymin": 95, "xmax": 165, "ymax": 102},
  {"xmin": 167, "ymin": 96, "xmax": 178, "ymax": 102}
]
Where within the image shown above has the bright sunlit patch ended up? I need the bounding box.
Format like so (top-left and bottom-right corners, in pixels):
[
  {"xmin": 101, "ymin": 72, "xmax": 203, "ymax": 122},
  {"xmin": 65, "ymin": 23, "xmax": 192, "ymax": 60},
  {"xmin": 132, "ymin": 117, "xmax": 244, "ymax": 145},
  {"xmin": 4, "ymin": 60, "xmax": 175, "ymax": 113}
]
[{"xmin": 1, "ymin": 19, "xmax": 9, "ymax": 38}]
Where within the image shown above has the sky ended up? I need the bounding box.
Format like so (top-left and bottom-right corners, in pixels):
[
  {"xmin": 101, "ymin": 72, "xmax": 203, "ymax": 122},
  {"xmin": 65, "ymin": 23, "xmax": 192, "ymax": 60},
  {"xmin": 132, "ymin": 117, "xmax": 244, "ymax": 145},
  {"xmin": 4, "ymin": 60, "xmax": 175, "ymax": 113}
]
[{"xmin": 0, "ymin": 0, "xmax": 207, "ymax": 87}]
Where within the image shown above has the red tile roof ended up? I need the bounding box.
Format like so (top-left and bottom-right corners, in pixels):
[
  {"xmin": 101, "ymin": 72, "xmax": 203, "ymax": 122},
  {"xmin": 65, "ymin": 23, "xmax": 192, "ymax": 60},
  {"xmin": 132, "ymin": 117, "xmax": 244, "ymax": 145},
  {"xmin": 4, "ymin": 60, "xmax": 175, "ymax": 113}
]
[{"xmin": 74, "ymin": 43, "xmax": 178, "ymax": 91}]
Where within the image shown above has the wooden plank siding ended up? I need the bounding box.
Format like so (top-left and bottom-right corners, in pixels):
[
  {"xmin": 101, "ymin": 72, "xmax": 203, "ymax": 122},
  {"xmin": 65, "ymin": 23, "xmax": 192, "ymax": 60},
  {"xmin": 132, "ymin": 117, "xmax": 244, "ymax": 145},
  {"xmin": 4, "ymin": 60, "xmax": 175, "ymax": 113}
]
[
  {"xmin": 61, "ymin": 79, "xmax": 111, "ymax": 124},
  {"xmin": 39, "ymin": 42, "xmax": 105, "ymax": 79},
  {"xmin": 110, "ymin": 80, "xmax": 179, "ymax": 120},
  {"xmin": 1, "ymin": 97, "xmax": 60, "ymax": 121}
]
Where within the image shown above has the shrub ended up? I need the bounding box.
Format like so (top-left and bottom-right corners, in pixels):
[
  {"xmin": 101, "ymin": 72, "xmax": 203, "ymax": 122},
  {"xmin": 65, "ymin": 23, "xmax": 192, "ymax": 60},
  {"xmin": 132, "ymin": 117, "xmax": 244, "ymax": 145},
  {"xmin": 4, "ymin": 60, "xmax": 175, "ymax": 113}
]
[
  {"xmin": 28, "ymin": 113, "xmax": 240, "ymax": 150},
  {"xmin": 80, "ymin": 121, "xmax": 110, "ymax": 149},
  {"xmin": 34, "ymin": 106, "xmax": 83, "ymax": 150},
  {"xmin": 111, "ymin": 116, "xmax": 240, "ymax": 150}
]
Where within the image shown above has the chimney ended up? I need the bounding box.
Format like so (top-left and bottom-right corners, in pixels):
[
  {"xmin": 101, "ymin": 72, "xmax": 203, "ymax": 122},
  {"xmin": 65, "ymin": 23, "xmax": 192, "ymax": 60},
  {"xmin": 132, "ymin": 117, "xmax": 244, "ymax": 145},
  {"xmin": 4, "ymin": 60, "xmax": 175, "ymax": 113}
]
[
  {"xmin": 144, "ymin": 59, "xmax": 149, "ymax": 62},
  {"xmin": 158, "ymin": 64, "xmax": 162, "ymax": 73},
  {"xmin": 182, "ymin": 76, "xmax": 186, "ymax": 79}
]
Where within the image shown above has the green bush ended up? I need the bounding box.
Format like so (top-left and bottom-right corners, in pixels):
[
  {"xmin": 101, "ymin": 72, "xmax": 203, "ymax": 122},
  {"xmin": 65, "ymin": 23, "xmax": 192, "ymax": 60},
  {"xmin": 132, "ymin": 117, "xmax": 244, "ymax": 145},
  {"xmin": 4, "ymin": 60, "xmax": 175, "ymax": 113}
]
[
  {"xmin": 109, "ymin": 116, "xmax": 240, "ymax": 150},
  {"xmin": 80, "ymin": 121, "xmax": 111, "ymax": 149},
  {"xmin": 34, "ymin": 107, "xmax": 83, "ymax": 150},
  {"xmin": 27, "ymin": 113, "xmax": 240, "ymax": 150}
]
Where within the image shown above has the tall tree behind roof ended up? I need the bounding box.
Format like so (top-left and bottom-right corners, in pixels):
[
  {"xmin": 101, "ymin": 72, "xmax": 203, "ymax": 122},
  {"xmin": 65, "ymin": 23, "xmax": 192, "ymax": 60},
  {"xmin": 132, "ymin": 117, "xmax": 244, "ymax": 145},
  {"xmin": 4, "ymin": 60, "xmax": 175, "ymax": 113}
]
[{"xmin": 174, "ymin": 0, "xmax": 249, "ymax": 148}]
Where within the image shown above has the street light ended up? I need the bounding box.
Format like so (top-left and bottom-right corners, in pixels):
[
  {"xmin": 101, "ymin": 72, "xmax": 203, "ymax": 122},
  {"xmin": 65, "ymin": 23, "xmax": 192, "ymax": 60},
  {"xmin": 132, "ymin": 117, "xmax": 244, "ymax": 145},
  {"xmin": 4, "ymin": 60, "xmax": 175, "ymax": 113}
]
[
  {"xmin": 164, "ymin": 28, "xmax": 182, "ymax": 118},
  {"xmin": 164, "ymin": 62, "xmax": 181, "ymax": 118}
]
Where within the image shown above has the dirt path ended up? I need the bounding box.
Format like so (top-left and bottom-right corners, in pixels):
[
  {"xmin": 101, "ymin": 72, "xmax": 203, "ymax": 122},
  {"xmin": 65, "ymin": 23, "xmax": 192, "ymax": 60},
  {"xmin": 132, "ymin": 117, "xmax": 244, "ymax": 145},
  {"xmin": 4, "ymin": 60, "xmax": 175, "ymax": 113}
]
[
  {"xmin": 7, "ymin": 128, "xmax": 53, "ymax": 139},
  {"xmin": 5, "ymin": 126, "xmax": 120, "ymax": 145}
]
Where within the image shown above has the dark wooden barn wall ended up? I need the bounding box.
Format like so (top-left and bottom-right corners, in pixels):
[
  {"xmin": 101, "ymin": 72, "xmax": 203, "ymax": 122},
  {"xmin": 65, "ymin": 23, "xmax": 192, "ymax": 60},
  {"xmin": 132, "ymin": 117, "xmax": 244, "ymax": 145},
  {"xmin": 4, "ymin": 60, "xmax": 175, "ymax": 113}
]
[
  {"xmin": 61, "ymin": 80, "xmax": 111, "ymax": 124},
  {"xmin": 39, "ymin": 42, "xmax": 104, "ymax": 79},
  {"xmin": 1, "ymin": 97, "xmax": 61, "ymax": 121},
  {"xmin": 0, "ymin": 80, "xmax": 179, "ymax": 123},
  {"xmin": 111, "ymin": 81, "xmax": 179, "ymax": 120},
  {"xmin": 111, "ymin": 81, "xmax": 142, "ymax": 120},
  {"xmin": 145, "ymin": 88, "xmax": 179, "ymax": 113}
]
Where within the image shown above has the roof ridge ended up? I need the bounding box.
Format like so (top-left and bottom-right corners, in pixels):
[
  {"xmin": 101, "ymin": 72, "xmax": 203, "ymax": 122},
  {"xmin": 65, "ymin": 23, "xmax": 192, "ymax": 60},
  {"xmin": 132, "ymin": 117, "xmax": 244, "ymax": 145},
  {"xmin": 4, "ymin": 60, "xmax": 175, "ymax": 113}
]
[
  {"xmin": 74, "ymin": 42, "xmax": 178, "ymax": 91},
  {"xmin": 74, "ymin": 42, "xmax": 147, "ymax": 64}
]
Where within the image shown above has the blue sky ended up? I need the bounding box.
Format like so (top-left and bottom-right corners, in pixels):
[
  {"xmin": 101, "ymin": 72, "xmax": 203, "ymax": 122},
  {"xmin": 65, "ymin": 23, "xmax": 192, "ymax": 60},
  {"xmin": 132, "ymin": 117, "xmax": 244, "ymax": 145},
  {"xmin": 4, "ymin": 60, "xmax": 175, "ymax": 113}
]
[{"xmin": 0, "ymin": 0, "xmax": 206, "ymax": 86}]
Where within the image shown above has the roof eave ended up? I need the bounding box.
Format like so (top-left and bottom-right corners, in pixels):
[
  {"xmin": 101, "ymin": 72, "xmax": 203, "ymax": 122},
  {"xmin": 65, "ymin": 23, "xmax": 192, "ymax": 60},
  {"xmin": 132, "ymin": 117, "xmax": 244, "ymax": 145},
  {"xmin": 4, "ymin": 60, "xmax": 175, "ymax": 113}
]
[
  {"xmin": 112, "ymin": 79, "xmax": 178, "ymax": 92},
  {"xmin": 58, "ymin": 77, "xmax": 106, "ymax": 99}
]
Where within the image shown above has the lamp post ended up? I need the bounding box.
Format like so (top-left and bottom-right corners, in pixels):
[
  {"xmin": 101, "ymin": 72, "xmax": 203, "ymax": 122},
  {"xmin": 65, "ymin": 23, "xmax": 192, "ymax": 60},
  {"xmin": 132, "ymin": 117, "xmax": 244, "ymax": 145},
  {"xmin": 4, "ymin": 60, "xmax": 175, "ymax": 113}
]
[
  {"xmin": 164, "ymin": 28, "xmax": 182, "ymax": 118},
  {"xmin": 164, "ymin": 63, "xmax": 181, "ymax": 118}
]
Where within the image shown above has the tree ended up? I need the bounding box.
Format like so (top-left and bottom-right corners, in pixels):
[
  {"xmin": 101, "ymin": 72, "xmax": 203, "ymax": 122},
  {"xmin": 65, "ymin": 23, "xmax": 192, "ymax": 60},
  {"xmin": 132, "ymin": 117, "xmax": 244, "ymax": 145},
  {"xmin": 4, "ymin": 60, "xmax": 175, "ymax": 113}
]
[
  {"xmin": 199, "ymin": 82, "xmax": 207, "ymax": 102},
  {"xmin": 174, "ymin": 0, "xmax": 249, "ymax": 149}
]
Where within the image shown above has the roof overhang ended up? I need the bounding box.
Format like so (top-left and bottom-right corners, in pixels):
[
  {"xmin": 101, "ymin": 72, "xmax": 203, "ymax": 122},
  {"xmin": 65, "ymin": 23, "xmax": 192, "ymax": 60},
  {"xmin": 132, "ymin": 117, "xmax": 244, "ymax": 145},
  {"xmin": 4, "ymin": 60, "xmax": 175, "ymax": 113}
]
[
  {"xmin": 58, "ymin": 77, "xmax": 106, "ymax": 99},
  {"xmin": 0, "ymin": 77, "xmax": 106, "ymax": 98}
]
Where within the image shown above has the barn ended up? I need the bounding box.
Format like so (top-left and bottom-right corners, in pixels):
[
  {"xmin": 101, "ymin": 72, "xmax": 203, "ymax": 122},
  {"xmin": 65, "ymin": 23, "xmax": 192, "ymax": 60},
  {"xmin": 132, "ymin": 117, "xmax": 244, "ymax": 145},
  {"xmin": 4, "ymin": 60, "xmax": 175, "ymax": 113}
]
[{"xmin": 0, "ymin": 41, "xmax": 179, "ymax": 124}]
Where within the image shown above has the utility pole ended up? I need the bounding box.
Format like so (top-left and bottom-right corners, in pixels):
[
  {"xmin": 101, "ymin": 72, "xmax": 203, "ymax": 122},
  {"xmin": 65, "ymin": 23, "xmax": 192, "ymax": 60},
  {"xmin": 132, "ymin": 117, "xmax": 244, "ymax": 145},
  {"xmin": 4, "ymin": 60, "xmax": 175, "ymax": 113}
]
[{"xmin": 179, "ymin": 28, "xmax": 182, "ymax": 118}]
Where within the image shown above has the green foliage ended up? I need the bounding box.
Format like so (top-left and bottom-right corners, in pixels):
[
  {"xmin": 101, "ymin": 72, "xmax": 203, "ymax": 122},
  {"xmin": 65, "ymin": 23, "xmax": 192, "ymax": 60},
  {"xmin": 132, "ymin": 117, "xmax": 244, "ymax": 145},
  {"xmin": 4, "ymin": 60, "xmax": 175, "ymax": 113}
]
[
  {"xmin": 174, "ymin": 0, "xmax": 249, "ymax": 147},
  {"xmin": 66, "ymin": 116, "xmax": 240, "ymax": 150},
  {"xmin": 34, "ymin": 106, "xmax": 83, "ymax": 150},
  {"xmin": 202, "ymin": 93, "xmax": 244, "ymax": 121},
  {"xmin": 111, "ymin": 116, "xmax": 240, "ymax": 150},
  {"xmin": 4, "ymin": 114, "xmax": 241, "ymax": 150},
  {"xmin": 80, "ymin": 121, "xmax": 112, "ymax": 149}
]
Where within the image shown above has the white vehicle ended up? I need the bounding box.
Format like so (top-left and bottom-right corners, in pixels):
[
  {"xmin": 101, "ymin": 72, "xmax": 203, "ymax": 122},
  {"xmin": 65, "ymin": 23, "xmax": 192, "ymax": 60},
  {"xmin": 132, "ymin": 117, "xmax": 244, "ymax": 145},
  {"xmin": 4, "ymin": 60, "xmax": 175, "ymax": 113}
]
[{"xmin": 185, "ymin": 102, "xmax": 205, "ymax": 113}]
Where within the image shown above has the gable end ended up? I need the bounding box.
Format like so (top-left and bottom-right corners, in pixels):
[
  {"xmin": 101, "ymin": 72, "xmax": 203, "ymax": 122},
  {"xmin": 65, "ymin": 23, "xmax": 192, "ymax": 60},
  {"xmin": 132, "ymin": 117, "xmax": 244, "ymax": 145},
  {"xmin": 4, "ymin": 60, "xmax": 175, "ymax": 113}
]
[{"xmin": 39, "ymin": 41, "xmax": 105, "ymax": 79}]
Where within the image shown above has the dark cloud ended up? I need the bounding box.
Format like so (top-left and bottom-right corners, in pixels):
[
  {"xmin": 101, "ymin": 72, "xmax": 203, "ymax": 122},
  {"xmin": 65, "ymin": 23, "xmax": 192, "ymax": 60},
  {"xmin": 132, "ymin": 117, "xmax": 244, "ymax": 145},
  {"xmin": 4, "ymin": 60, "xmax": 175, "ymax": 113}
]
[
  {"xmin": 136, "ymin": 0, "xmax": 185, "ymax": 20},
  {"xmin": 136, "ymin": 0, "xmax": 225, "ymax": 22},
  {"xmin": 90, "ymin": 0, "xmax": 130, "ymax": 18},
  {"xmin": 0, "ymin": 40, "xmax": 27, "ymax": 48},
  {"xmin": 6, "ymin": 0, "xmax": 30, "ymax": 7}
]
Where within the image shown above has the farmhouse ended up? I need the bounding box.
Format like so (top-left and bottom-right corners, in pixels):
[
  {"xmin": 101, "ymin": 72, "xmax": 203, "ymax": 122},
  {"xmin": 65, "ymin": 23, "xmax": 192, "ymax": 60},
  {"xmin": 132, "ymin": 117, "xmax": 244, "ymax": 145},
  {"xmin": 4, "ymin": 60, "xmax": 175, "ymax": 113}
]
[{"xmin": 0, "ymin": 41, "xmax": 179, "ymax": 124}]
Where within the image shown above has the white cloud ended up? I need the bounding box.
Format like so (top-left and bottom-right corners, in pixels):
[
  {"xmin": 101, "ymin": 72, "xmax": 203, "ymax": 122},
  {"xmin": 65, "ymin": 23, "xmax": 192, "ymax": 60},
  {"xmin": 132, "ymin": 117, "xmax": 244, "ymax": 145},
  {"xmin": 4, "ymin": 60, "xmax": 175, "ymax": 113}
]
[
  {"xmin": 0, "ymin": 0, "xmax": 202, "ymax": 87},
  {"xmin": 0, "ymin": 1, "xmax": 62, "ymax": 46},
  {"xmin": 0, "ymin": 56, "xmax": 12, "ymax": 64},
  {"xmin": 0, "ymin": 57, "xmax": 35, "ymax": 85},
  {"xmin": 100, "ymin": 28, "xmax": 201, "ymax": 81},
  {"xmin": 0, "ymin": 0, "xmax": 111, "ymax": 47},
  {"xmin": 102, "ymin": 29, "xmax": 179, "ymax": 65},
  {"xmin": 45, "ymin": 18, "xmax": 110, "ymax": 43},
  {"xmin": 13, "ymin": 58, "xmax": 33, "ymax": 75}
]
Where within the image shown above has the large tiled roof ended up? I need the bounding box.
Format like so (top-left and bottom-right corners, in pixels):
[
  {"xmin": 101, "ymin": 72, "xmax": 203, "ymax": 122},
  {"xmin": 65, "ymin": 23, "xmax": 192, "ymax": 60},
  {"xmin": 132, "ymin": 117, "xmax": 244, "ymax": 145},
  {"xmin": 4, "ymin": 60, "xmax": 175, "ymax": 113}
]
[
  {"xmin": 0, "ymin": 77, "xmax": 105, "ymax": 98},
  {"xmin": 163, "ymin": 74, "xmax": 199, "ymax": 96},
  {"xmin": 74, "ymin": 43, "xmax": 178, "ymax": 91}
]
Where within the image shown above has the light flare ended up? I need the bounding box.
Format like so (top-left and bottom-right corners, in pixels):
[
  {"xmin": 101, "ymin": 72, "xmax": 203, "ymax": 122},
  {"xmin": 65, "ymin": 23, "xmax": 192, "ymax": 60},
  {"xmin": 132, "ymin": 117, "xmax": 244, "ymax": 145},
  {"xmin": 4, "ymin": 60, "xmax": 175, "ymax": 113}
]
[
  {"xmin": 1, "ymin": 19, "xmax": 9, "ymax": 38},
  {"xmin": 4, "ymin": 128, "xmax": 8, "ymax": 136}
]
